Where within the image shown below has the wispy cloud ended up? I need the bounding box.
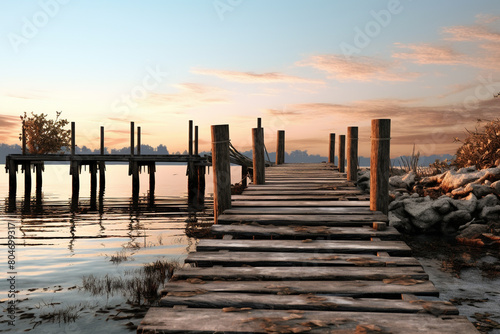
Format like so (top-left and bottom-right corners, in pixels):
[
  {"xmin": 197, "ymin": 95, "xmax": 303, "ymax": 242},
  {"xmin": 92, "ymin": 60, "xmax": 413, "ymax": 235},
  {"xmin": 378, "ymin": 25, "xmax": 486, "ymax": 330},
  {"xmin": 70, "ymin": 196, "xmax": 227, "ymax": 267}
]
[
  {"xmin": 264, "ymin": 98, "xmax": 499, "ymax": 155},
  {"xmin": 393, "ymin": 43, "xmax": 469, "ymax": 65},
  {"xmin": 0, "ymin": 114, "xmax": 21, "ymax": 143},
  {"xmin": 443, "ymin": 25, "xmax": 500, "ymax": 42},
  {"xmin": 298, "ymin": 55, "xmax": 419, "ymax": 82},
  {"xmin": 143, "ymin": 83, "xmax": 229, "ymax": 112},
  {"xmin": 191, "ymin": 68, "xmax": 324, "ymax": 84}
]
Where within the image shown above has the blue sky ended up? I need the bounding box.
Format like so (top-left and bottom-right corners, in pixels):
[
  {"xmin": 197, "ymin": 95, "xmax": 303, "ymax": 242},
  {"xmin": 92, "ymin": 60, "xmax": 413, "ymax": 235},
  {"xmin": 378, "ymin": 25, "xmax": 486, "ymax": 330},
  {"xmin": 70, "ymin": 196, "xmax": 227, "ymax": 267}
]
[{"xmin": 1, "ymin": 1, "xmax": 500, "ymax": 157}]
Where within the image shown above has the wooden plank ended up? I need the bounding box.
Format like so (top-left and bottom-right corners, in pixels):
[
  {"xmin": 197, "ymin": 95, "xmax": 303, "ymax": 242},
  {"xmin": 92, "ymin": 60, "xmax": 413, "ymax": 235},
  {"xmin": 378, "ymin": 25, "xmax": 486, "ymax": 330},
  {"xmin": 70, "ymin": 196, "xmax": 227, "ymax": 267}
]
[
  {"xmin": 162, "ymin": 279, "xmax": 439, "ymax": 298},
  {"xmin": 239, "ymin": 190, "xmax": 363, "ymax": 196},
  {"xmin": 138, "ymin": 308, "xmax": 478, "ymax": 333},
  {"xmin": 185, "ymin": 251, "xmax": 420, "ymax": 267},
  {"xmin": 223, "ymin": 207, "xmax": 373, "ymax": 215},
  {"xmin": 211, "ymin": 224, "xmax": 400, "ymax": 239},
  {"xmin": 160, "ymin": 292, "xmax": 457, "ymax": 315},
  {"xmin": 196, "ymin": 239, "xmax": 411, "ymax": 255},
  {"xmin": 245, "ymin": 184, "xmax": 356, "ymax": 190},
  {"xmin": 231, "ymin": 200, "xmax": 370, "ymax": 207},
  {"xmin": 217, "ymin": 214, "xmax": 388, "ymax": 226},
  {"xmin": 172, "ymin": 266, "xmax": 427, "ymax": 281},
  {"xmin": 232, "ymin": 195, "xmax": 360, "ymax": 201}
]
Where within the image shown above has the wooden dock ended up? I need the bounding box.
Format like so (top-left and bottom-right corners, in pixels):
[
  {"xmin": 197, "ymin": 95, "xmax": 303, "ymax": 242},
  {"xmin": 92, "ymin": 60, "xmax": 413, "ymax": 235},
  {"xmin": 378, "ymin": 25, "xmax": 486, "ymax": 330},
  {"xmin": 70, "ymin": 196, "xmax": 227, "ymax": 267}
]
[{"xmin": 137, "ymin": 163, "xmax": 479, "ymax": 333}]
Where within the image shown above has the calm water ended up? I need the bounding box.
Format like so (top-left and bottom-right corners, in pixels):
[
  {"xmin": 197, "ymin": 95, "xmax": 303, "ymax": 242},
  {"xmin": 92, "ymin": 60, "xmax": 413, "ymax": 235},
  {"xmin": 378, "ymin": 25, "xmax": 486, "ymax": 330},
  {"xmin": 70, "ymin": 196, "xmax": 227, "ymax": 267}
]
[{"xmin": 0, "ymin": 164, "xmax": 242, "ymax": 333}]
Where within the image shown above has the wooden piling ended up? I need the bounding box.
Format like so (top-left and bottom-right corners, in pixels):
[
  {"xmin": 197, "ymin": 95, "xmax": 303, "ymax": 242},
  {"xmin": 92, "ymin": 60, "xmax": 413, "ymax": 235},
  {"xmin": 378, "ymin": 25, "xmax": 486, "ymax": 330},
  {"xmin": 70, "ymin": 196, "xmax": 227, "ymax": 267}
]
[
  {"xmin": 257, "ymin": 118, "xmax": 262, "ymax": 129},
  {"xmin": 211, "ymin": 125, "xmax": 231, "ymax": 221},
  {"xmin": 71, "ymin": 161, "xmax": 79, "ymax": 211},
  {"xmin": 131, "ymin": 161, "xmax": 139, "ymax": 201},
  {"xmin": 276, "ymin": 130, "xmax": 285, "ymax": 165},
  {"xmin": 22, "ymin": 120, "xmax": 26, "ymax": 155},
  {"xmin": 90, "ymin": 162, "xmax": 97, "ymax": 210},
  {"xmin": 130, "ymin": 122, "xmax": 135, "ymax": 156},
  {"xmin": 241, "ymin": 165, "xmax": 248, "ymax": 188},
  {"xmin": 189, "ymin": 120, "xmax": 193, "ymax": 157},
  {"xmin": 347, "ymin": 127, "xmax": 358, "ymax": 182},
  {"xmin": 338, "ymin": 135, "xmax": 346, "ymax": 173},
  {"xmin": 328, "ymin": 133, "xmax": 335, "ymax": 164},
  {"xmin": 252, "ymin": 127, "xmax": 265, "ymax": 184},
  {"xmin": 100, "ymin": 126, "xmax": 105, "ymax": 155},
  {"xmin": 8, "ymin": 158, "xmax": 17, "ymax": 210},
  {"xmin": 195, "ymin": 126, "xmax": 199, "ymax": 156},
  {"xmin": 24, "ymin": 163, "xmax": 31, "ymax": 205},
  {"xmin": 35, "ymin": 163, "xmax": 43, "ymax": 202},
  {"xmin": 137, "ymin": 126, "xmax": 141, "ymax": 155},
  {"xmin": 370, "ymin": 119, "xmax": 391, "ymax": 215},
  {"xmin": 98, "ymin": 161, "xmax": 106, "ymax": 194},
  {"xmin": 149, "ymin": 162, "xmax": 155, "ymax": 206},
  {"xmin": 71, "ymin": 122, "xmax": 75, "ymax": 156},
  {"xmin": 197, "ymin": 165, "xmax": 206, "ymax": 208}
]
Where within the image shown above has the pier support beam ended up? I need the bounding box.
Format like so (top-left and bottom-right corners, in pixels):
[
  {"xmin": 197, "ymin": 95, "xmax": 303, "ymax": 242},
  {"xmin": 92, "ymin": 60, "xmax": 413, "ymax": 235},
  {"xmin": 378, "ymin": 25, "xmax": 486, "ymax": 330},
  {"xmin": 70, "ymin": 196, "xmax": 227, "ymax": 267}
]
[
  {"xmin": 211, "ymin": 124, "xmax": 231, "ymax": 222},
  {"xmin": 131, "ymin": 161, "xmax": 139, "ymax": 204},
  {"xmin": 276, "ymin": 130, "xmax": 285, "ymax": 165},
  {"xmin": 252, "ymin": 126, "xmax": 265, "ymax": 185},
  {"xmin": 24, "ymin": 162, "xmax": 31, "ymax": 207},
  {"xmin": 370, "ymin": 119, "xmax": 391, "ymax": 215},
  {"xmin": 90, "ymin": 162, "xmax": 97, "ymax": 211},
  {"xmin": 8, "ymin": 158, "xmax": 17, "ymax": 211},
  {"xmin": 329, "ymin": 133, "xmax": 335, "ymax": 164},
  {"xmin": 148, "ymin": 162, "xmax": 155, "ymax": 206},
  {"xmin": 338, "ymin": 135, "xmax": 346, "ymax": 173},
  {"xmin": 71, "ymin": 161, "xmax": 80, "ymax": 211},
  {"xmin": 197, "ymin": 166, "xmax": 206, "ymax": 208},
  {"xmin": 347, "ymin": 127, "xmax": 358, "ymax": 182},
  {"xmin": 35, "ymin": 163, "xmax": 43, "ymax": 206}
]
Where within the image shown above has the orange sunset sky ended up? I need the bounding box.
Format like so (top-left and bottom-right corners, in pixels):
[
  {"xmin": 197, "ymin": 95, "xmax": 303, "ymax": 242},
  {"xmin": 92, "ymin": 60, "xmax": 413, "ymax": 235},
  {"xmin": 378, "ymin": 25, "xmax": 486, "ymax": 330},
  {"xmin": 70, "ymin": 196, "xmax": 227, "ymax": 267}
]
[{"xmin": 1, "ymin": 1, "xmax": 500, "ymax": 158}]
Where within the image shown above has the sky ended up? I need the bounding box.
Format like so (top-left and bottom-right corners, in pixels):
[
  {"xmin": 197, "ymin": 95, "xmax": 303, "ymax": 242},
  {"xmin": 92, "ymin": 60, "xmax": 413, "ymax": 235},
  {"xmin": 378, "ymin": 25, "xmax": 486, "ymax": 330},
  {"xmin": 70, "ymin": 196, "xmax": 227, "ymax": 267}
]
[{"xmin": 1, "ymin": 0, "xmax": 500, "ymax": 158}]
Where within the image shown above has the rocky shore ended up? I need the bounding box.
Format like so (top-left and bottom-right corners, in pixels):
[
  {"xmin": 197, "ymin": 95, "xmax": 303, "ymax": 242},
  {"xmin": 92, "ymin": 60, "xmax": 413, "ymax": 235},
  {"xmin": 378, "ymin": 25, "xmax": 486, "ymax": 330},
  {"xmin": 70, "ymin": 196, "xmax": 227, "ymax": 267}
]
[{"xmin": 357, "ymin": 166, "xmax": 500, "ymax": 246}]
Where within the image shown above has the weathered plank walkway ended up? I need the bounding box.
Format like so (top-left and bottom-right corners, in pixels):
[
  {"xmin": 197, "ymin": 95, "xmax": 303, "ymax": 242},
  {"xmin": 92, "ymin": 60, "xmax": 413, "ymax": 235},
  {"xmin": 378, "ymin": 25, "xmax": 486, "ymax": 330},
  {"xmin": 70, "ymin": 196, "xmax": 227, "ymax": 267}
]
[{"xmin": 138, "ymin": 163, "xmax": 479, "ymax": 333}]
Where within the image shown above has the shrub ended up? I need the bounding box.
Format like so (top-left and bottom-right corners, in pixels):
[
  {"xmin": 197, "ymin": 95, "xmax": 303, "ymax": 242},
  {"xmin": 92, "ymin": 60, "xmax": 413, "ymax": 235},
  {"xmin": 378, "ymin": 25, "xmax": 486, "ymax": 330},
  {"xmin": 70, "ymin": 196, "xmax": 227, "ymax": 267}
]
[{"xmin": 454, "ymin": 119, "xmax": 500, "ymax": 169}]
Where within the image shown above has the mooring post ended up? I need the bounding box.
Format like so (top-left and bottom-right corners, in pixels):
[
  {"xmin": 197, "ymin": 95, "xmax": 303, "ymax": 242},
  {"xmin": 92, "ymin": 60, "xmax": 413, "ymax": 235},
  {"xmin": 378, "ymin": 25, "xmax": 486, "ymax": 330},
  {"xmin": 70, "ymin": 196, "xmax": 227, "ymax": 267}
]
[
  {"xmin": 194, "ymin": 126, "xmax": 199, "ymax": 156},
  {"xmin": 276, "ymin": 130, "xmax": 285, "ymax": 165},
  {"xmin": 70, "ymin": 122, "xmax": 79, "ymax": 211},
  {"xmin": 148, "ymin": 162, "xmax": 155, "ymax": 206},
  {"xmin": 329, "ymin": 133, "xmax": 335, "ymax": 164},
  {"xmin": 100, "ymin": 126, "xmax": 105, "ymax": 155},
  {"xmin": 347, "ymin": 127, "xmax": 359, "ymax": 182},
  {"xmin": 90, "ymin": 162, "xmax": 97, "ymax": 211},
  {"xmin": 71, "ymin": 122, "xmax": 75, "ymax": 156},
  {"xmin": 338, "ymin": 135, "xmax": 346, "ymax": 173},
  {"xmin": 187, "ymin": 120, "xmax": 197, "ymax": 207},
  {"xmin": 370, "ymin": 119, "xmax": 391, "ymax": 215},
  {"xmin": 252, "ymin": 127, "xmax": 265, "ymax": 184},
  {"xmin": 8, "ymin": 158, "xmax": 17, "ymax": 211},
  {"xmin": 211, "ymin": 124, "xmax": 231, "ymax": 222},
  {"xmin": 130, "ymin": 121, "xmax": 135, "ymax": 156},
  {"xmin": 257, "ymin": 118, "xmax": 262, "ymax": 129},
  {"xmin": 241, "ymin": 165, "xmax": 248, "ymax": 188},
  {"xmin": 137, "ymin": 126, "xmax": 141, "ymax": 155},
  {"xmin": 22, "ymin": 120, "xmax": 26, "ymax": 155}
]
